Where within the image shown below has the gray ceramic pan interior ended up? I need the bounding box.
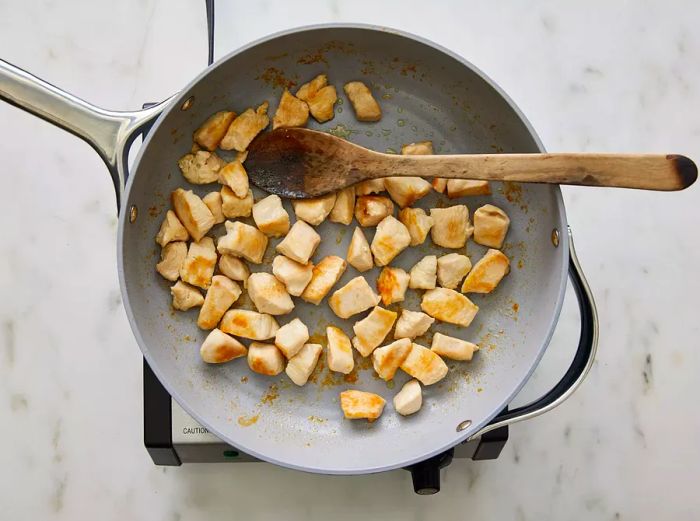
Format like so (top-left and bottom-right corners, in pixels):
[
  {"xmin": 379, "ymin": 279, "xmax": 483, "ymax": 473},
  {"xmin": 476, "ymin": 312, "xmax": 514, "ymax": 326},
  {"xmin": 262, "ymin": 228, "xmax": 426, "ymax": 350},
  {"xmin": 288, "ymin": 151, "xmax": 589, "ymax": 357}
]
[{"xmin": 118, "ymin": 25, "xmax": 569, "ymax": 474}]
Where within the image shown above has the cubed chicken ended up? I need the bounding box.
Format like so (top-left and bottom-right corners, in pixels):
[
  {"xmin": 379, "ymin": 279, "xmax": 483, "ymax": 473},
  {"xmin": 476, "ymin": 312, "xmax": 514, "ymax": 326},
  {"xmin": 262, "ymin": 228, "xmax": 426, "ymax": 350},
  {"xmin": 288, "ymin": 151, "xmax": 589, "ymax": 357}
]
[
  {"xmin": 292, "ymin": 193, "xmax": 336, "ymax": 226},
  {"xmin": 436, "ymin": 253, "xmax": 472, "ymax": 289},
  {"xmin": 398, "ymin": 207, "xmax": 433, "ymax": 246},
  {"xmin": 355, "ymin": 178, "xmax": 385, "ymax": 195},
  {"xmin": 429, "ymin": 205, "xmax": 473, "ymax": 249},
  {"xmin": 272, "ymin": 89, "xmax": 309, "ymax": 130},
  {"xmin": 220, "ymin": 186, "xmax": 254, "ymax": 218},
  {"xmin": 431, "ymin": 333, "xmax": 479, "ymax": 361},
  {"xmin": 171, "ymin": 188, "xmax": 216, "ymax": 241},
  {"xmin": 218, "ymin": 255, "xmax": 250, "ymax": 283},
  {"xmin": 274, "ymin": 318, "xmax": 309, "ymax": 359},
  {"xmin": 271, "ymin": 255, "xmax": 313, "ymax": 297},
  {"xmin": 252, "ymin": 194, "xmax": 290, "ymax": 237},
  {"xmin": 447, "ymin": 179, "xmax": 491, "ymax": 198},
  {"xmin": 220, "ymin": 101, "xmax": 269, "ymax": 152},
  {"xmin": 200, "ymin": 328, "xmax": 247, "ymax": 364},
  {"xmin": 355, "ymin": 195, "xmax": 394, "ymax": 227},
  {"xmin": 155, "ymin": 210, "xmax": 189, "ymax": 247},
  {"xmin": 247, "ymin": 342, "xmax": 285, "ymax": 376},
  {"xmin": 473, "ymin": 204, "xmax": 510, "ymax": 249},
  {"xmin": 461, "ymin": 249, "xmax": 510, "ymax": 294},
  {"xmin": 329, "ymin": 187, "xmax": 355, "ymax": 225},
  {"xmin": 301, "ymin": 256, "xmax": 347, "ymax": 305},
  {"xmin": 156, "ymin": 241, "xmax": 187, "ymax": 281},
  {"xmin": 177, "ymin": 150, "xmax": 225, "ymax": 184},
  {"xmin": 400, "ymin": 343, "xmax": 448, "ymax": 385},
  {"xmin": 401, "ymin": 140, "xmax": 433, "ymax": 156},
  {"xmin": 247, "ymin": 272, "xmax": 294, "ymax": 315},
  {"xmin": 218, "ymin": 161, "xmax": 249, "ymax": 198},
  {"xmin": 421, "ymin": 288, "xmax": 479, "ymax": 327},
  {"xmin": 340, "ymin": 390, "xmax": 386, "ymax": 420},
  {"xmin": 217, "ymin": 221, "xmax": 268, "ymax": 264},
  {"xmin": 372, "ymin": 338, "xmax": 412, "ymax": 381},
  {"xmin": 285, "ymin": 343, "xmax": 322, "ymax": 386},
  {"xmin": 371, "ymin": 216, "xmax": 411, "ymax": 266},
  {"xmin": 384, "ymin": 177, "xmax": 432, "ymax": 208},
  {"xmin": 220, "ymin": 309, "xmax": 279, "ymax": 340},
  {"xmin": 170, "ymin": 280, "xmax": 204, "ymax": 311},
  {"xmin": 297, "ymin": 75, "xmax": 338, "ymax": 123},
  {"xmin": 202, "ymin": 192, "xmax": 225, "ymax": 224},
  {"xmin": 180, "ymin": 237, "xmax": 217, "ymax": 289},
  {"xmin": 346, "ymin": 227, "xmax": 373, "ymax": 272},
  {"xmin": 329, "ymin": 276, "xmax": 380, "ymax": 319},
  {"xmin": 276, "ymin": 220, "xmax": 321, "ymax": 264},
  {"xmin": 343, "ymin": 81, "xmax": 381, "ymax": 122},
  {"xmin": 409, "ymin": 255, "xmax": 437, "ymax": 290},
  {"xmin": 394, "ymin": 310, "xmax": 435, "ymax": 340},
  {"xmin": 393, "ymin": 379, "xmax": 422, "ymax": 416},
  {"xmin": 432, "ymin": 178, "xmax": 447, "ymax": 193},
  {"xmin": 351, "ymin": 306, "xmax": 397, "ymax": 357},
  {"xmin": 376, "ymin": 266, "xmax": 410, "ymax": 306},
  {"xmin": 197, "ymin": 275, "xmax": 242, "ymax": 329},
  {"xmin": 296, "ymin": 74, "xmax": 327, "ymax": 100},
  {"xmin": 193, "ymin": 110, "xmax": 236, "ymax": 151},
  {"xmin": 326, "ymin": 326, "xmax": 354, "ymax": 374}
]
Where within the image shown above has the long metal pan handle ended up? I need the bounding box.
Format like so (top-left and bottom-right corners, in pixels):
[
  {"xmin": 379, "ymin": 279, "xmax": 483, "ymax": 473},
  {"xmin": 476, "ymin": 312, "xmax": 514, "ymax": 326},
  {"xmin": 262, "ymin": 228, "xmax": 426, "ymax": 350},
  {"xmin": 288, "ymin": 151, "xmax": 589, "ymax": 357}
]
[
  {"xmin": 0, "ymin": 59, "xmax": 170, "ymax": 209},
  {"xmin": 470, "ymin": 227, "xmax": 599, "ymax": 440}
]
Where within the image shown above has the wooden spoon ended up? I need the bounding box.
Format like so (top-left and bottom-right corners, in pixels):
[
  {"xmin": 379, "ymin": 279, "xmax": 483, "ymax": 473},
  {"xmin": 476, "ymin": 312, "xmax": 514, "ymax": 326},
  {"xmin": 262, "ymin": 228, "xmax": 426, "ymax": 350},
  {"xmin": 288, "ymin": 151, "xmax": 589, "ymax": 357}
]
[{"xmin": 245, "ymin": 128, "xmax": 697, "ymax": 199}]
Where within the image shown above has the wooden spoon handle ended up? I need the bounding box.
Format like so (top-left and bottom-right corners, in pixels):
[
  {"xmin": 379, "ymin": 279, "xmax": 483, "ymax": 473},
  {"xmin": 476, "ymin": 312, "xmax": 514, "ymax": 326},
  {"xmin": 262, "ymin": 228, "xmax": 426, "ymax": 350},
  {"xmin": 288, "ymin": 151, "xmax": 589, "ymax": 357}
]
[{"xmin": 382, "ymin": 153, "xmax": 697, "ymax": 191}]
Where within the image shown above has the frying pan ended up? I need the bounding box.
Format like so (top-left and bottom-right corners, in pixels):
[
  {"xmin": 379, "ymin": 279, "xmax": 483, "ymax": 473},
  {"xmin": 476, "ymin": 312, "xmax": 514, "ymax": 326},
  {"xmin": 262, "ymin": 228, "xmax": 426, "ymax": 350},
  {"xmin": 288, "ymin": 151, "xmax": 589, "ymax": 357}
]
[{"xmin": 0, "ymin": 24, "xmax": 597, "ymax": 474}]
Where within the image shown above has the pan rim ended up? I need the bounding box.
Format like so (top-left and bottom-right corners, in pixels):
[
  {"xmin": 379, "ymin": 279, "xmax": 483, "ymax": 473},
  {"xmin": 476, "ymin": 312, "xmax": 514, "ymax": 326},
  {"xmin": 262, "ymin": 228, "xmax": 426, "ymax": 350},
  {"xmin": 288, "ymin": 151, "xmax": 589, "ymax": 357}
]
[{"xmin": 117, "ymin": 22, "xmax": 569, "ymax": 475}]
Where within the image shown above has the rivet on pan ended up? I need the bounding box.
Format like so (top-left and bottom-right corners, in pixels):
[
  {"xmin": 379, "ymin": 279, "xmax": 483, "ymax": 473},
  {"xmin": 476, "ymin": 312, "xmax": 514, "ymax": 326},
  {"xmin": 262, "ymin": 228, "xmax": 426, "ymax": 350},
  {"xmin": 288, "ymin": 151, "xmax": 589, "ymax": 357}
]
[
  {"xmin": 181, "ymin": 96, "xmax": 195, "ymax": 111},
  {"xmin": 129, "ymin": 205, "xmax": 138, "ymax": 223},
  {"xmin": 551, "ymin": 228, "xmax": 560, "ymax": 247},
  {"xmin": 456, "ymin": 419, "xmax": 472, "ymax": 432}
]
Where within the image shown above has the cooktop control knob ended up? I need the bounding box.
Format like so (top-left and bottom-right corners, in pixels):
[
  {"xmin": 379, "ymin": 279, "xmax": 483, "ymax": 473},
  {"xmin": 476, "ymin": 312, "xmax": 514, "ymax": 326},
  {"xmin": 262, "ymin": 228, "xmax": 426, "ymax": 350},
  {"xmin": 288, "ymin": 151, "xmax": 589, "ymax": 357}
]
[{"xmin": 406, "ymin": 448, "xmax": 454, "ymax": 495}]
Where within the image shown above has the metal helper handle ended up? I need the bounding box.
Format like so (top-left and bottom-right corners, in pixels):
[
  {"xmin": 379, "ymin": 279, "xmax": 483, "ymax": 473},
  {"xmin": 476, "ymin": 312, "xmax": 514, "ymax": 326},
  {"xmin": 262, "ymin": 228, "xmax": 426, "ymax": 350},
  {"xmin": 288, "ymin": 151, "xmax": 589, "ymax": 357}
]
[
  {"xmin": 0, "ymin": 59, "xmax": 171, "ymax": 209},
  {"xmin": 469, "ymin": 227, "xmax": 599, "ymax": 439}
]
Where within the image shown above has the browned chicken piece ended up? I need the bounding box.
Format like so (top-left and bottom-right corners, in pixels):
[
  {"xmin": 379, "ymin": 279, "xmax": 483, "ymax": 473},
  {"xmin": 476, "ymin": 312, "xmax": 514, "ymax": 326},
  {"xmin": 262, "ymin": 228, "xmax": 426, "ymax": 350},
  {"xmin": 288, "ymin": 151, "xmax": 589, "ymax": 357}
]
[
  {"xmin": 220, "ymin": 186, "xmax": 254, "ymax": 218},
  {"xmin": 371, "ymin": 216, "xmax": 412, "ymax": 266},
  {"xmin": 326, "ymin": 326, "xmax": 354, "ymax": 374},
  {"xmin": 247, "ymin": 342, "xmax": 285, "ymax": 376},
  {"xmin": 372, "ymin": 338, "xmax": 412, "ymax": 381},
  {"xmin": 343, "ymin": 81, "xmax": 382, "ymax": 122},
  {"xmin": 202, "ymin": 192, "xmax": 225, "ymax": 224},
  {"xmin": 247, "ymin": 272, "xmax": 295, "ymax": 315},
  {"xmin": 271, "ymin": 255, "xmax": 314, "ymax": 297},
  {"xmin": 346, "ymin": 227, "xmax": 373, "ymax": 272},
  {"xmin": 272, "ymin": 90, "xmax": 309, "ymax": 130},
  {"xmin": 220, "ymin": 101, "xmax": 270, "ymax": 152},
  {"xmin": 461, "ymin": 249, "xmax": 510, "ymax": 294},
  {"xmin": 401, "ymin": 141, "xmax": 433, "ymax": 156},
  {"xmin": 193, "ymin": 110, "xmax": 236, "ymax": 151},
  {"xmin": 409, "ymin": 255, "xmax": 437, "ymax": 290},
  {"xmin": 170, "ymin": 280, "xmax": 204, "ymax": 311},
  {"xmin": 276, "ymin": 220, "xmax": 321, "ymax": 264},
  {"xmin": 329, "ymin": 187, "xmax": 355, "ymax": 225},
  {"xmin": 376, "ymin": 266, "xmax": 410, "ymax": 306},
  {"xmin": 351, "ymin": 306, "xmax": 397, "ymax": 357},
  {"xmin": 156, "ymin": 241, "xmax": 187, "ymax": 281},
  {"xmin": 274, "ymin": 318, "xmax": 309, "ymax": 359},
  {"xmin": 296, "ymin": 74, "xmax": 338, "ymax": 123},
  {"xmin": 436, "ymin": 253, "xmax": 472, "ymax": 290},
  {"xmin": 220, "ymin": 309, "xmax": 279, "ymax": 340},
  {"xmin": 429, "ymin": 205, "xmax": 473, "ymax": 249},
  {"xmin": 285, "ymin": 343, "xmax": 323, "ymax": 386},
  {"xmin": 155, "ymin": 210, "xmax": 189, "ymax": 247},
  {"xmin": 384, "ymin": 177, "xmax": 432, "ymax": 208},
  {"xmin": 177, "ymin": 150, "xmax": 225, "ymax": 184},
  {"xmin": 394, "ymin": 310, "xmax": 435, "ymax": 340},
  {"xmin": 180, "ymin": 237, "xmax": 217, "ymax": 289},
  {"xmin": 432, "ymin": 178, "xmax": 448, "ymax": 193},
  {"xmin": 473, "ymin": 204, "xmax": 510, "ymax": 249},
  {"xmin": 421, "ymin": 287, "xmax": 479, "ymax": 327},
  {"xmin": 447, "ymin": 179, "xmax": 491, "ymax": 198},
  {"xmin": 218, "ymin": 161, "xmax": 249, "ymax": 198},
  {"xmin": 355, "ymin": 195, "xmax": 394, "ymax": 227},
  {"xmin": 400, "ymin": 343, "xmax": 448, "ymax": 385},
  {"xmin": 328, "ymin": 276, "xmax": 380, "ymax": 319},
  {"xmin": 340, "ymin": 390, "xmax": 386, "ymax": 420},
  {"xmin": 200, "ymin": 328, "xmax": 247, "ymax": 364},
  {"xmin": 398, "ymin": 207, "xmax": 433, "ymax": 246},
  {"xmin": 171, "ymin": 188, "xmax": 216, "ymax": 241},
  {"xmin": 217, "ymin": 221, "xmax": 268, "ymax": 264},
  {"xmin": 297, "ymin": 74, "xmax": 327, "ymax": 100},
  {"xmin": 301, "ymin": 256, "xmax": 347, "ymax": 305},
  {"xmin": 252, "ymin": 194, "xmax": 290, "ymax": 237},
  {"xmin": 355, "ymin": 178, "xmax": 385, "ymax": 195},
  {"xmin": 292, "ymin": 193, "xmax": 337, "ymax": 226},
  {"xmin": 197, "ymin": 275, "xmax": 242, "ymax": 330},
  {"xmin": 218, "ymin": 254, "xmax": 250, "ymax": 284},
  {"xmin": 431, "ymin": 332, "xmax": 479, "ymax": 361}
]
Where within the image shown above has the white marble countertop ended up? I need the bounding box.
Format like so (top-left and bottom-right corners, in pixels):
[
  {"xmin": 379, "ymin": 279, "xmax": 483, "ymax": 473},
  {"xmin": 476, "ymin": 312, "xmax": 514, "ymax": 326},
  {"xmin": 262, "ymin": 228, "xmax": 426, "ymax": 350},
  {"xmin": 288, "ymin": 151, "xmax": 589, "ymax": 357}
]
[{"xmin": 1, "ymin": 1, "xmax": 699, "ymax": 519}]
